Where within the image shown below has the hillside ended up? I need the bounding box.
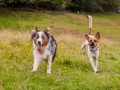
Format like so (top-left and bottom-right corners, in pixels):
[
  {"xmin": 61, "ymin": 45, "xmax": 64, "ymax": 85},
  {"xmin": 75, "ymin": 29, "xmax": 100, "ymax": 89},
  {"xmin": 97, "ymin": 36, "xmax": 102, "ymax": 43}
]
[{"xmin": 0, "ymin": 8, "xmax": 120, "ymax": 90}]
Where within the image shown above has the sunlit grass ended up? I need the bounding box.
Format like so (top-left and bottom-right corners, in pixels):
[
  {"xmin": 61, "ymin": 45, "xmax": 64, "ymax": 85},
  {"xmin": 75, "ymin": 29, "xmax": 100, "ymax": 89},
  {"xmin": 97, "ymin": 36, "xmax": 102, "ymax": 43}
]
[{"xmin": 0, "ymin": 8, "xmax": 120, "ymax": 90}]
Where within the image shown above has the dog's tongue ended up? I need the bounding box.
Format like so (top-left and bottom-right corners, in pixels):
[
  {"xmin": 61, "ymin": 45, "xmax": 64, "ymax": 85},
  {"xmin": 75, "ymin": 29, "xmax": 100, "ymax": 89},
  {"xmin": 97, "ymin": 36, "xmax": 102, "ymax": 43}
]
[{"xmin": 37, "ymin": 45, "xmax": 42, "ymax": 51}]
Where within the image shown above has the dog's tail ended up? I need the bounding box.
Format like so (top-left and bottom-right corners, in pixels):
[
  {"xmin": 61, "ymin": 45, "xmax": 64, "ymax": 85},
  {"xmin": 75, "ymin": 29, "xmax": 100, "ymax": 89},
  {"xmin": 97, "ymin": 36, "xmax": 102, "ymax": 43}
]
[{"xmin": 87, "ymin": 15, "xmax": 92, "ymax": 35}]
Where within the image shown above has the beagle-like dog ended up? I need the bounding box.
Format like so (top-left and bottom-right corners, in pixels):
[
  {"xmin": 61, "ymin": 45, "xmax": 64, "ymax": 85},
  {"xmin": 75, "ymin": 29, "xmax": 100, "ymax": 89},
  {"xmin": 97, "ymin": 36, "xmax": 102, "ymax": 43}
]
[{"xmin": 82, "ymin": 15, "xmax": 100, "ymax": 73}]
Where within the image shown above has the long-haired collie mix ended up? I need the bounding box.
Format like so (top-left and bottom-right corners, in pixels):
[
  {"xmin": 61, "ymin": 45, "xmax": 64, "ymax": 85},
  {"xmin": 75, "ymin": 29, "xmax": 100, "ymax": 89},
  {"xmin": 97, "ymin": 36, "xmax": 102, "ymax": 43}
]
[{"xmin": 31, "ymin": 27, "xmax": 57, "ymax": 74}]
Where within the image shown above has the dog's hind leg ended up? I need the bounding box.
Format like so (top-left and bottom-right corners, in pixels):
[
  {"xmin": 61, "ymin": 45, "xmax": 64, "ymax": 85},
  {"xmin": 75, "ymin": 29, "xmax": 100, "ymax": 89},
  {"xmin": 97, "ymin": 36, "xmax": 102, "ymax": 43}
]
[
  {"xmin": 82, "ymin": 45, "xmax": 86, "ymax": 55},
  {"xmin": 47, "ymin": 55, "xmax": 52, "ymax": 74},
  {"xmin": 82, "ymin": 39, "xmax": 88, "ymax": 55}
]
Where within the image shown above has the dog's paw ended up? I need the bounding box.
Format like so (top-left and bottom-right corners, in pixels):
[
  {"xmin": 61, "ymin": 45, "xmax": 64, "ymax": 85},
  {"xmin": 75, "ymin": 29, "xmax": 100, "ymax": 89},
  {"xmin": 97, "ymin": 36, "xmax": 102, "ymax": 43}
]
[
  {"xmin": 95, "ymin": 71, "xmax": 99, "ymax": 73},
  {"xmin": 47, "ymin": 71, "xmax": 51, "ymax": 74},
  {"xmin": 31, "ymin": 70, "xmax": 36, "ymax": 73}
]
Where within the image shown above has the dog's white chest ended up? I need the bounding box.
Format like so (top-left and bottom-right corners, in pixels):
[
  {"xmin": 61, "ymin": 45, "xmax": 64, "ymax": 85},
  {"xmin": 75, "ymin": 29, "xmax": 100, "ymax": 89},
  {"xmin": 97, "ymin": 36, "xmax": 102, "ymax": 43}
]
[
  {"xmin": 88, "ymin": 47, "xmax": 99, "ymax": 58},
  {"xmin": 33, "ymin": 48, "xmax": 51, "ymax": 59}
]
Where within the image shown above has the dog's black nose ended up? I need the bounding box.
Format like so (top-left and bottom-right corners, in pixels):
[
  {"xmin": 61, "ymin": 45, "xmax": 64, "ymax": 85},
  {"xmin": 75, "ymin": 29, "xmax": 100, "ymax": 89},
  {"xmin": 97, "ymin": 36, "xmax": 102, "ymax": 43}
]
[
  {"xmin": 38, "ymin": 41, "xmax": 41, "ymax": 44},
  {"xmin": 91, "ymin": 41, "xmax": 95, "ymax": 46},
  {"xmin": 91, "ymin": 41, "xmax": 94, "ymax": 44}
]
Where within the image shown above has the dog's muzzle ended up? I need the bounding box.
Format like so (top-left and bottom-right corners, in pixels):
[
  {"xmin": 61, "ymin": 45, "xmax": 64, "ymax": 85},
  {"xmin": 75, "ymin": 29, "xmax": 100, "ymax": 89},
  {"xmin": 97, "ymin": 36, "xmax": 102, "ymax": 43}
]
[
  {"xmin": 90, "ymin": 42, "xmax": 96, "ymax": 49},
  {"xmin": 37, "ymin": 41, "xmax": 42, "ymax": 51}
]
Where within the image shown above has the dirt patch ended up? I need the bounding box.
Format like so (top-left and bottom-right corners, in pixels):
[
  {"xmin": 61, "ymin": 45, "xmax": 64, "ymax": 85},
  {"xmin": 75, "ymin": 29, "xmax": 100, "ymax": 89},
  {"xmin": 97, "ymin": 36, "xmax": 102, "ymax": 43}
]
[{"xmin": 53, "ymin": 28, "xmax": 84, "ymax": 37}]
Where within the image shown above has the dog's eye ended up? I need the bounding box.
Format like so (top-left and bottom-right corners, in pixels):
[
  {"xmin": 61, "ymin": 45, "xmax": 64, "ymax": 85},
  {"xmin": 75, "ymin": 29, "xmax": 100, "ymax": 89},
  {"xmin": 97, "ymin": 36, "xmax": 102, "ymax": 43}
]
[
  {"xmin": 94, "ymin": 40, "xmax": 97, "ymax": 42},
  {"xmin": 42, "ymin": 36, "xmax": 45, "ymax": 40},
  {"xmin": 36, "ymin": 35, "xmax": 39, "ymax": 39},
  {"xmin": 89, "ymin": 40, "xmax": 92, "ymax": 42}
]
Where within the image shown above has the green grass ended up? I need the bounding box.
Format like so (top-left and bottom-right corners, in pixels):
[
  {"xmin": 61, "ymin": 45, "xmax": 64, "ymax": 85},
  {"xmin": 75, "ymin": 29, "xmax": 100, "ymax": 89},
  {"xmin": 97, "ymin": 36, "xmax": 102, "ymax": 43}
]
[{"xmin": 0, "ymin": 8, "xmax": 120, "ymax": 90}]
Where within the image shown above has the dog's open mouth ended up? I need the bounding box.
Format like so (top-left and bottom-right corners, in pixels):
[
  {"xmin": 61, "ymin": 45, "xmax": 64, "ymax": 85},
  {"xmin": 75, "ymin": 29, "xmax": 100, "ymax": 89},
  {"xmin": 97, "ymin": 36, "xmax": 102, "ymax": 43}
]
[
  {"xmin": 90, "ymin": 45, "xmax": 95, "ymax": 49},
  {"xmin": 37, "ymin": 44, "xmax": 42, "ymax": 51}
]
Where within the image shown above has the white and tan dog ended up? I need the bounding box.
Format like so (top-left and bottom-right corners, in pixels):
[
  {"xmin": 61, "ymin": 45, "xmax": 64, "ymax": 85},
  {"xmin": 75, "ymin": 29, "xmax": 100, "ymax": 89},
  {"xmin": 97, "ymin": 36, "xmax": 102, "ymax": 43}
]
[
  {"xmin": 31, "ymin": 27, "xmax": 57, "ymax": 74},
  {"xmin": 82, "ymin": 15, "xmax": 100, "ymax": 73}
]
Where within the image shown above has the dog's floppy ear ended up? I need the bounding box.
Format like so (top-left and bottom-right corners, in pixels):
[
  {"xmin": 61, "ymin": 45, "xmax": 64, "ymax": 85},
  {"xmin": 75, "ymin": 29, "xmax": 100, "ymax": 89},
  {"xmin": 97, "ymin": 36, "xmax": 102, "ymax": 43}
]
[
  {"xmin": 85, "ymin": 34, "xmax": 90, "ymax": 41},
  {"xmin": 31, "ymin": 27, "xmax": 39, "ymax": 40},
  {"xmin": 95, "ymin": 32, "xmax": 100, "ymax": 40},
  {"xmin": 44, "ymin": 27, "xmax": 50, "ymax": 37}
]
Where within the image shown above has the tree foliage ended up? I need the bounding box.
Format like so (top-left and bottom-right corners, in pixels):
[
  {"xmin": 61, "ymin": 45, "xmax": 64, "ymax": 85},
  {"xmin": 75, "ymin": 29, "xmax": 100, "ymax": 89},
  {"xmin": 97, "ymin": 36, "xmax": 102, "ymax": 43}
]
[
  {"xmin": 67, "ymin": 0, "xmax": 120, "ymax": 12},
  {"xmin": 0, "ymin": 0, "xmax": 120, "ymax": 12}
]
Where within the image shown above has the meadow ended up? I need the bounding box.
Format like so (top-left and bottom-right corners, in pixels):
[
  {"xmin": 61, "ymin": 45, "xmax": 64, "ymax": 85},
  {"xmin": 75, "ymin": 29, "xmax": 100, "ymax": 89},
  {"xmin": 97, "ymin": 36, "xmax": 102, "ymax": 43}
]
[{"xmin": 0, "ymin": 8, "xmax": 120, "ymax": 90}]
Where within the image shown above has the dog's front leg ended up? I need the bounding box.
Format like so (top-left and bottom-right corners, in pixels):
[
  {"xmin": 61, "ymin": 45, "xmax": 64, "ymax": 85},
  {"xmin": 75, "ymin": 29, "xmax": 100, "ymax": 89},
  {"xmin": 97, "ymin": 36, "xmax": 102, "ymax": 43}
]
[
  {"xmin": 31, "ymin": 58, "xmax": 42, "ymax": 72},
  {"xmin": 89, "ymin": 58, "xmax": 98, "ymax": 73},
  {"xmin": 47, "ymin": 55, "xmax": 52, "ymax": 74},
  {"xmin": 95, "ymin": 57, "xmax": 99, "ymax": 73}
]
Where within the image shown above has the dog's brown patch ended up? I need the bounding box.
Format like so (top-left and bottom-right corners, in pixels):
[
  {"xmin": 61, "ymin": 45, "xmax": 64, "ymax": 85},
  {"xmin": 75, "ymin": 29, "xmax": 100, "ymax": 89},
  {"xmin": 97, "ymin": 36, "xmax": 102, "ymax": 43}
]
[
  {"xmin": 34, "ymin": 38, "xmax": 37, "ymax": 44},
  {"xmin": 94, "ymin": 38, "xmax": 99, "ymax": 45},
  {"xmin": 87, "ymin": 37, "xmax": 99, "ymax": 46},
  {"xmin": 88, "ymin": 28, "xmax": 92, "ymax": 35},
  {"xmin": 88, "ymin": 37, "xmax": 93, "ymax": 42},
  {"xmin": 42, "ymin": 39, "xmax": 49, "ymax": 46},
  {"xmin": 87, "ymin": 37, "xmax": 93, "ymax": 45}
]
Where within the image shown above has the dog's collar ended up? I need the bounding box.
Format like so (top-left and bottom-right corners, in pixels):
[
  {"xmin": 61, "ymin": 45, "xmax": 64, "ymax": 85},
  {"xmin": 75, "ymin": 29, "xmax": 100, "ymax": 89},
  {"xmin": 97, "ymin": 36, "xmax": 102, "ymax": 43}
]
[{"xmin": 89, "ymin": 46, "xmax": 99, "ymax": 52}]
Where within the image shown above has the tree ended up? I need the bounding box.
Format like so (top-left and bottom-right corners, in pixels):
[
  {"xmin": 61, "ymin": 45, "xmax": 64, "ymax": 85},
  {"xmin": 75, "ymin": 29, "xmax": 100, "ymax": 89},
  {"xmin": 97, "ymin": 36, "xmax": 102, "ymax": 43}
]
[
  {"xmin": 0, "ymin": 0, "xmax": 120, "ymax": 12},
  {"xmin": 66, "ymin": 0, "xmax": 120, "ymax": 12}
]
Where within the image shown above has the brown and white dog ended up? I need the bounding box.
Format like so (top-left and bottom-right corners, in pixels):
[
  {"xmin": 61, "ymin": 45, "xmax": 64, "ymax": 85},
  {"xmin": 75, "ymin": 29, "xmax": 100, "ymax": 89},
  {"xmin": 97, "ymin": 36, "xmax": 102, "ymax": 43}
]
[
  {"xmin": 82, "ymin": 15, "xmax": 100, "ymax": 73},
  {"xmin": 31, "ymin": 27, "xmax": 57, "ymax": 74}
]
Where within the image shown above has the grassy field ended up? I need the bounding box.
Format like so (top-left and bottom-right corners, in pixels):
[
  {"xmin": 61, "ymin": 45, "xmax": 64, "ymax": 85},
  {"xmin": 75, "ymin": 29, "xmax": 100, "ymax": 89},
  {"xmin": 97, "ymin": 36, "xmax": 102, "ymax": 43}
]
[{"xmin": 0, "ymin": 8, "xmax": 120, "ymax": 90}]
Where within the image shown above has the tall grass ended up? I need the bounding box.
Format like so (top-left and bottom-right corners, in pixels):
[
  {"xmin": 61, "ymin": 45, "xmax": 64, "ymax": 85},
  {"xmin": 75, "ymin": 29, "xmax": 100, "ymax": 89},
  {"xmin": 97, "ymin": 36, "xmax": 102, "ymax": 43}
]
[{"xmin": 0, "ymin": 8, "xmax": 120, "ymax": 90}]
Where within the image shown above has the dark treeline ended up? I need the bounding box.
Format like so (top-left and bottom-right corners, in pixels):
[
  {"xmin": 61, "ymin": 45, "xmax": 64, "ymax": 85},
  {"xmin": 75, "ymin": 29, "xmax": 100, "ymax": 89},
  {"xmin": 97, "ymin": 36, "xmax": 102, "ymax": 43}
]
[{"xmin": 0, "ymin": 0, "xmax": 120, "ymax": 12}]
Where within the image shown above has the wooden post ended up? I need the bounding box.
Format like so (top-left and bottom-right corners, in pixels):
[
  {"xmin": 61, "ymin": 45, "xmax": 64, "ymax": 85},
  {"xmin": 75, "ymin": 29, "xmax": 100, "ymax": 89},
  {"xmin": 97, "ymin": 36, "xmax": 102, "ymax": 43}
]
[{"xmin": 77, "ymin": 11, "xmax": 79, "ymax": 17}]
